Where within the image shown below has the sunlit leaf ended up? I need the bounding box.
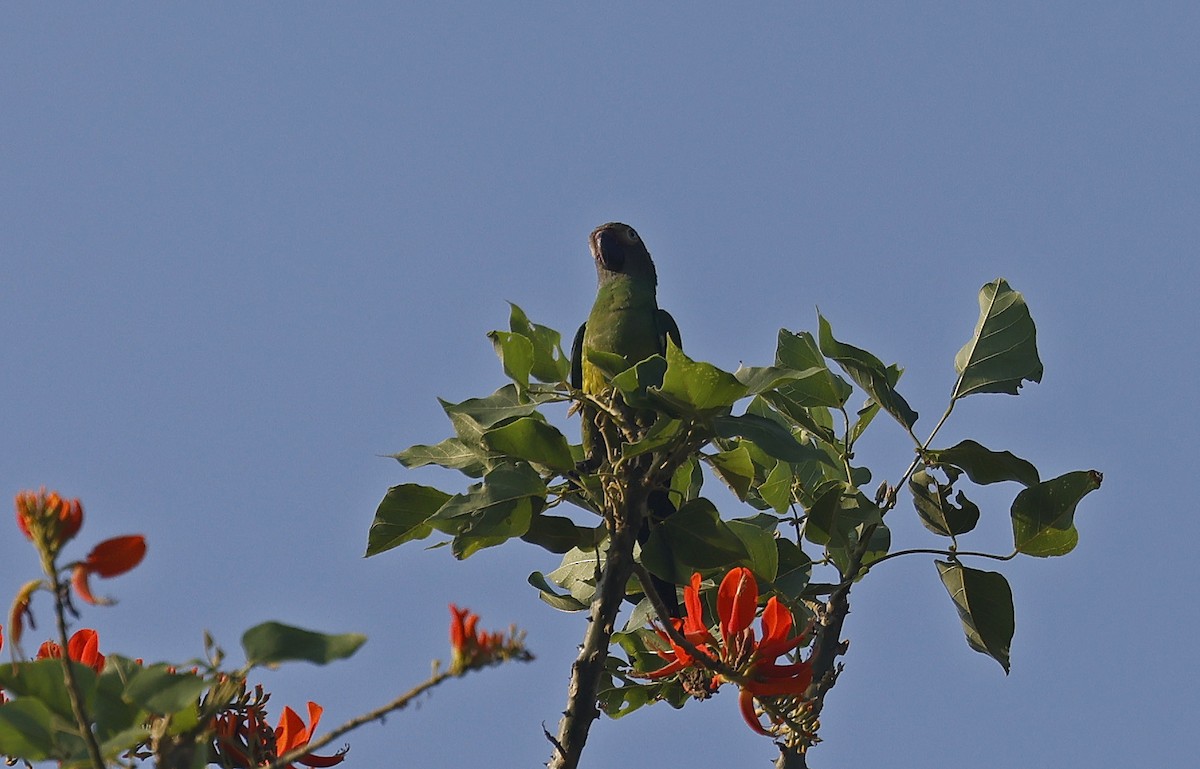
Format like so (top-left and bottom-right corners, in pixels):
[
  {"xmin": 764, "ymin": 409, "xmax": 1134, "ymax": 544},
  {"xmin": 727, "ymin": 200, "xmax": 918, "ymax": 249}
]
[
  {"xmin": 483, "ymin": 417, "xmax": 575, "ymax": 473},
  {"xmin": 759, "ymin": 460, "xmax": 794, "ymax": 514},
  {"xmin": 241, "ymin": 622, "xmax": 366, "ymax": 667},
  {"xmin": 952, "ymin": 279, "xmax": 1043, "ymax": 398},
  {"xmin": 610, "ymin": 355, "xmax": 668, "ymax": 408},
  {"xmin": 528, "ymin": 571, "xmax": 589, "ymax": 611},
  {"xmin": 708, "ymin": 445, "xmax": 755, "ymax": 501},
  {"xmin": 508, "ymin": 303, "xmax": 571, "ymax": 383},
  {"xmin": 650, "ymin": 340, "xmax": 747, "ymax": 415},
  {"xmin": 928, "ymin": 439, "xmax": 1040, "ymax": 487},
  {"xmin": 818, "ymin": 314, "xmax": 918, "ymax": 430},
  {"xmin": 366, "ymin": 483, "xmax": 452, "ymax": 556},
  {"xmin": 1011, "ymin": 470, "xmax": 1102, "ymax": 557},
  {"xmin": 774, "ymin": 329, "xmax": 853, "ymax": 407},
  {"xmin": 936, "ymin": 561, "xmax": 1015, "ymax": 673},
  {"xmin": 392, "ymin": 437, "xmax": 488, "ymax": 477},
  {"xmin": 487, "ymin": 330, "xmax": 534, "ymax": 388}
]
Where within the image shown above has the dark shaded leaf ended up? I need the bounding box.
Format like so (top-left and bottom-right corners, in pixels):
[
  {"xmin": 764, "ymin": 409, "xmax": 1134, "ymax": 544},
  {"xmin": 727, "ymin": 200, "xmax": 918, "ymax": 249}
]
[
  {"xmin": 728, "ymin": 515, "xmax": 779, "ymax": 581},
  {"xmin": 818, "ymin": 314, "xmax": 919, "ymax": 430},
  {"xmin": 610, "ymin": 355, "xmax": 668, "ymax": 408},
  {"xmin": 0, "ymin": 698, "xmax": 56, "ymax": 760},
  {"xmin": 712, "ymin": 413, "xmax": 824, "ymax": 464},
  {"xmin": 241, "ymin": 622, "xmax": 366, "ymax": 667},
  {"xmin": 1011, "ymin": 470, "xmax": 1103, "ymax": 557},
  {"xmin": 521, "ymin": 513, "xmax": 603, "ymax": 554},
  {"xmin": 929, "ymin": 439, "xmax": 1041, "ymax": 487},
  {"xmin": 910, "ymin": 468, "xmax": 981, "ymax": 537},
  {"xmin": 773, "ymin": 539, "xmax": 813, "ymax": 599},
  {"xmin": 366, "ymin": 483, "xmax": 452, "ymax": 556},
  {"xmin": 936, "ymin": 561, "xmax": 1015, "ymax": 673},
  {"xmin": 650, "ymin": 498, "xmax": 748, "ymax": 572},
  {"xmin": 953, "ymin": 279, "xmax": 1043, "ymax": 398}
]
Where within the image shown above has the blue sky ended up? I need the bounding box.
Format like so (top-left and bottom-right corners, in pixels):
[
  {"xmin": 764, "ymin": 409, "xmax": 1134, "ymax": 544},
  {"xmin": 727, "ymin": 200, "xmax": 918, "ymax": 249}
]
[{"xmin": 2, "ymin": 4, "xmax": 1195, "ymax": 766}]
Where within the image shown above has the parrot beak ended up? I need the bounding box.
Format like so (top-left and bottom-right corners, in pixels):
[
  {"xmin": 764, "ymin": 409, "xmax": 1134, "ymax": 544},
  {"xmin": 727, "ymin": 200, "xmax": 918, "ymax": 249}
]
[{"xmin": 592, "ymin": 228, "xmax": 626, "ymax": 272}]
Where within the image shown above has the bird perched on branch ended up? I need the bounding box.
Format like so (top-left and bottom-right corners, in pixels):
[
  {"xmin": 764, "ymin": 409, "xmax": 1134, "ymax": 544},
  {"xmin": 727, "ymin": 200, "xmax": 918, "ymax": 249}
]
[{"xmin": 570, "ymin": 222, "xmax": 682, "ymax": 616}]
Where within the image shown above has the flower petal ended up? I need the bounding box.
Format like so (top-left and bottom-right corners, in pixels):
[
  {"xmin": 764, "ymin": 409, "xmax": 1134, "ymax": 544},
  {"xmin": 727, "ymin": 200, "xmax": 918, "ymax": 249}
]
[
  {"xmin": 718, "ymin": 567, "xmax": 758, "ymax": 640},
  {"xmin": 84, "ymin": 535, "xmax": 147, "ymax": 577},
  {"xmin": 738, "ymin": 687, "xmax": 770, "ymax": 735}
]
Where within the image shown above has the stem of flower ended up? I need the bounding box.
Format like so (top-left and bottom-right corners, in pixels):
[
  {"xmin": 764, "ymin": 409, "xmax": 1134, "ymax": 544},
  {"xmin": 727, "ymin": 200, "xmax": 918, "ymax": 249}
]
[{"xmin": 45, "ymin": 558, "xmax": 106, "ymax": 769}]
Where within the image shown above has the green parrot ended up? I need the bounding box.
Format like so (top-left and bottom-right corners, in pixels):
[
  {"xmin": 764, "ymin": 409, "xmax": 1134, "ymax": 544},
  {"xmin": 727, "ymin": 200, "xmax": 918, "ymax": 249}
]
[{"xmin": 570, "ymin": 221, "xmax": 682, "ymax": 615}]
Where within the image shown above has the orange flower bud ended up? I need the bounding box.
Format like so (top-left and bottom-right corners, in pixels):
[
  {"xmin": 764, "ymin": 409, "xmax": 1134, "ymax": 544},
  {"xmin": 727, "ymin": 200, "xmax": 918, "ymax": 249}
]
[{"xmin": 14, "ymin": 488, "xmax": 84, "ymax": 558}]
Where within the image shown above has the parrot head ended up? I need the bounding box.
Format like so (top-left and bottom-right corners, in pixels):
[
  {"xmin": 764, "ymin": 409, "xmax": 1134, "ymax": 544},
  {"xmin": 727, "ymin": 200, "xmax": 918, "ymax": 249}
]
[{"xmin": 589, "ymin": 222, "xmax": 657, "ymax": 284}]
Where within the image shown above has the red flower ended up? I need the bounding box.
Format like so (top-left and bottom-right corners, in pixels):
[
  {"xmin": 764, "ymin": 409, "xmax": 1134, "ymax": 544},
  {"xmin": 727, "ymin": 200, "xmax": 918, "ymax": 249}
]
[
  {"xmin": 15, "ymin": 488, "xmax": 83, "ymax": 557},
  {"xmin": 71, "ymin": 535, "xmax": 147, "ymax": 605},
  {"xmin": 645, "ymin": 567, "xmax": 813, "ymax": 735},
  {"xmin": 275, "ymin": 701, "xmax": 348, "ymax": 768},
  {"xmin": 448, "ymin": 604, "xmax": 514, "ymax": 673},
  {"xmin": 36, "ymin": 628, "xmax": 106, "ymax": 673}
]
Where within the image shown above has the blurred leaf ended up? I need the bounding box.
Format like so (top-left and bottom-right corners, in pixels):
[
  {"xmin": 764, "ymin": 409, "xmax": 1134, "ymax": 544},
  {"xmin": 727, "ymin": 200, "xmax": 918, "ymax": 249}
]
[
  {"xmin": 242, "ymin": 622, "xmax": 366, "ymax": 667},
  {"xmin": 0, "ymin": 658, "xmax": 94, "ymax": 721},
  {"xmin": 392, "ymin": 437, "xmax": 488, "ymax": 477},
  {"xmin": 818, "ymin": 314, "xmax": 919, "ymax": 430},
  {"xmin": 123, "ymin": 666, "xmax": 208, "ymax": 715},
  {"xmin": 910, "ymin": 468, "xmax": 981, "ymax": 537},
  {"xmin": 936, "ymin": 561, "xmax": 1015, "ymax": 673},
  {"xmin": 508, "ymin": 303, "xmax": 570, "ymax": 383},
  {"xmin": 483, "ymin": 417, "xmax": 575, "ymax": 473},
  {"xmin": 928, "ymin": 439, "xmax": 1040, "ymax": 487},
  {"xmin": 728, "ymin": 515, "xmax": 779, "ymax": 581},
  {"xmin": 953, "ymin": 279, "xmax": 1043, "ymax": 398},
  {"xmin": 708, "ymin": 445, "xmax": 755, "ymax": 500},
  {"xmin": 366, "ymin": 483, "xmax": 452, "ymax": 556},
  {"xmin": 487, "ymin": 330, "xmax": 533, "ymax": 388},
  {"xmin": 712, "ymin": 413, "xmax": 824, "ymax": 464},
  {"xmin": 528, "ymin": 571, "xmax": 589, "ymax": 611},
  {"xmin": 650, "ymin": 340, "xmax": 748, "ymax": 415},
  {"xmin": 1011, "ymin": 470, "xmax": 1103, "ymax": 557},
  {"xmin": 773, "ymin": 329, "xmax": 853, "ymax": 407},
  {"xmin": 0, "ymin": 698, "xmax": 56, "ymax": 761},
  {"xmin": 521, "ymin": 513, "xmax": 603, "ymax": 554}
]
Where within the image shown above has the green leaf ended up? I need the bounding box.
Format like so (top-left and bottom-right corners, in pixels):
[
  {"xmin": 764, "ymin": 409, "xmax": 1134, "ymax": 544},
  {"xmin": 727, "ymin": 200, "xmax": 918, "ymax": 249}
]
[
  {"xmin": 759, "ymin": 460, "xmax": 794, "ymax": 514},
  {"xmin": 773, "ymin": 538, "xmax": 813, "ymax": 598},
  {"xmin": 241, "ymin": 622, "xmax": 367, "ymax": 667},
  {"xmin": 953, "ymin": 279, "xmax": 1043, "ymax": 399},
  {"xmin": 441, "ymin": 384, "xmax": 551, "ymax": 432},
  {"xmin": 0, "ymin": 658, "xmax": 94, "ymax": 721},
  {"xmin": 707, "ymin": 445, "xmax": 755, "ymax": 500},
  {"xmin": 392, "ymin": 437, "xmax": 488, "ymax": 477},
  {"xmin": 818, "ymin": 314, "xmax": 919, "ymax": 430},
  {"xmin": 650, "ymin": 340, "xmax": 748, "ymax": 415},
  {"xmin": 366, "ymin": 483, "xmax": 452, "ymax": 556},
  {"xmin": 434, "ymin": 463, "xmax": 546, "ymax": 557},
  {"xmin": 487, "ymin": 330, "xmax": 533, "ymax": 388},
  {"xmin": 528, "ymin": 571, "xmax": 590, "ymax": 611},
  {"xmin": 610, "ymin": 355, "xmax": 668, "ymax": 408},
  {"xmin": 759, "ymin": 391, "xmax": 838, "ymax": 444},
  {"xmin": 545, "ymin": 547, "xmax": 605, "ymax": 605},
  {"xmin": 622, "ymin": 416, "xmax": 683, "ymax": 459},
  {"xmin": 652, "ymin": 498, "xmax": 749, "ymax": 571},
  {"xmin": 928, "ymin": 439, "xmax": 1041, "ymax": 487},
  {"xmin": 1011, "ymin": 470, "xmax": 1103, "ymax": 557},
  {"xmin": 936, "ymin": 560, "xmax": 1015, "ymax": 673},
  {"xmin": 910, "ymin": 468, "xmax": 981, "ymax": 537},
  {"xmin": 521, "ymin": 513, "xmax": 603, "ymax": 554},
  {"xmin": 507, "ymin": 303, "xmax": 571, "ymax": 383},
  {"xmin": 671, "ymin": 457, "xmax": 704, "ymax": 504},
  {"xmin": 123, "ymin": 666, "xmax": 209, "ymax": 715},
  {"xmin": 483, "ymin": 417, "xmax": 575, "ymax": 473},
  {"xmin": 774, "ymin": 329, "xmax": 853, "ymax": 407},
  {"xmin": 712, "ymin": 413, "xmax": 823, "ymax": 464},
  {"xmin": 728, "ymin": 515, "xmax": 779, "ymax": 581},
  {"xmin": 0, "ymin": 698, "xmax": 57, "ymax": 760}
]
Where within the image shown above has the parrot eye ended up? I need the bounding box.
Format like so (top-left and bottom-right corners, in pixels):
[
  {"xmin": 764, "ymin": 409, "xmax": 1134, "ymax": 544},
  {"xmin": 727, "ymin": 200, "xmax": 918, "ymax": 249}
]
[{"xmin": 625, "ymin": 227, "xmax": 640, "ymax": 242}]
